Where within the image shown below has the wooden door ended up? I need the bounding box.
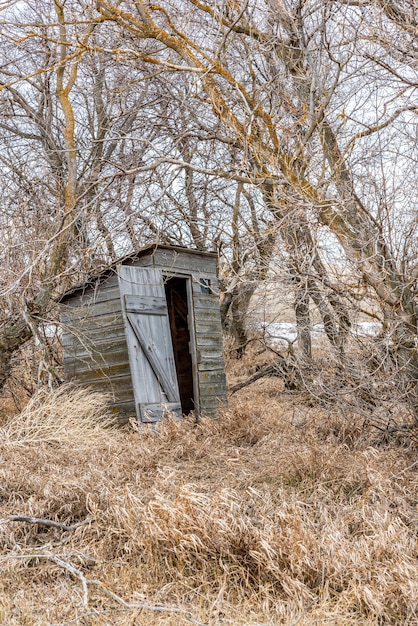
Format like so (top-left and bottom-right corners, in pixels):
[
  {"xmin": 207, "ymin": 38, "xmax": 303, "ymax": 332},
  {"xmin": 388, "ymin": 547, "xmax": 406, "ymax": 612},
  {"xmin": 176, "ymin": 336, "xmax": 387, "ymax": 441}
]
[{"xmin": 118, "ymin": 266, "xmax": 182, "ymax": 422}]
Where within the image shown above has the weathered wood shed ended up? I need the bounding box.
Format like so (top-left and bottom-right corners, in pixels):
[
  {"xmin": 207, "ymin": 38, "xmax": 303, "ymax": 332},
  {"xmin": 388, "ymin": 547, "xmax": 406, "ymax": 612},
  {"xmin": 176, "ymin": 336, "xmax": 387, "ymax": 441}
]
[{"xmin": 59, "ymin": 244, "xmax": 227, "ymax": 423}]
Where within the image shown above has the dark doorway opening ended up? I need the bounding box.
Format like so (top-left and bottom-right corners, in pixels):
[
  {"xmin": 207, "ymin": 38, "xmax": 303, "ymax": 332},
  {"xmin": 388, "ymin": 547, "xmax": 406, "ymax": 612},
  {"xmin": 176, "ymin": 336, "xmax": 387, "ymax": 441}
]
[{"xmin": 164, "ymin": 277, "xmax": 195, "ymax": 414}]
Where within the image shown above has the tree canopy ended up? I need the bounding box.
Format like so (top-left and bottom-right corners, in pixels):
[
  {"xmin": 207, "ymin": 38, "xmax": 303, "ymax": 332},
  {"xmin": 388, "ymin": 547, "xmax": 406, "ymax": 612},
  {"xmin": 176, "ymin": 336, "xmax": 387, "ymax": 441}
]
[{"xmin": 1, "ymin": 0, "xmax": 418, "ymax": 418}]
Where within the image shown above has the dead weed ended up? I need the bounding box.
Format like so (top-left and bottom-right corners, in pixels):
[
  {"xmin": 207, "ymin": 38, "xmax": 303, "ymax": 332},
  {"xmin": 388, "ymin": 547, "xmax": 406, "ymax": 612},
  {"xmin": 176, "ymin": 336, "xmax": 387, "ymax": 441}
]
[{"xmin": 0, "ymin": 380, "xmax": 417, "ymax": 625}]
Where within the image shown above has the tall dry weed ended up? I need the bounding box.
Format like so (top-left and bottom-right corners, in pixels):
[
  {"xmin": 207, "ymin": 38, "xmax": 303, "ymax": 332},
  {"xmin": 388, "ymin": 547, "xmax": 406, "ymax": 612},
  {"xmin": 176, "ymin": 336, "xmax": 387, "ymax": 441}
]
[{"xmin": 0, "ymin": 383, "xmax": 116, "ymax": 448}]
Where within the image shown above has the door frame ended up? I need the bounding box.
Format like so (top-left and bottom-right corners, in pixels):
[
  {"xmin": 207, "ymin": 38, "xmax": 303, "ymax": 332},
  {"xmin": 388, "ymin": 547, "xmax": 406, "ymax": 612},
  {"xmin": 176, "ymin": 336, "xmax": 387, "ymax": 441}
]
[{"xmin": 163, "ymin": 271, "xmax": 200, "ymax": 417}]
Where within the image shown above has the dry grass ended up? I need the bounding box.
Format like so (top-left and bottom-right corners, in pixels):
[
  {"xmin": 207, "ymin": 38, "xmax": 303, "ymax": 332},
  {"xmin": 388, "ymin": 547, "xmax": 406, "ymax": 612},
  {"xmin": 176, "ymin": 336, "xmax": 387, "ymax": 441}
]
[
  {"xmin": 0, "ymin": 384, "xmax": 116, "ymax": 447},
  {"xmin": 1, "ymin": 379, "xmax": 418, "ymax": 625}
]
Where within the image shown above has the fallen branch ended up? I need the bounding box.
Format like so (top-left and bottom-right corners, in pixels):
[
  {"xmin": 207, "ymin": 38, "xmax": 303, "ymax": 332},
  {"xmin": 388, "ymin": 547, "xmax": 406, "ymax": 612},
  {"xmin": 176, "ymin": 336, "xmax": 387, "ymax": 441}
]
[
  {"xmin": 229, "ymin": 363, "xmax": 278, "ymax": 394},
  {"xmin": 52, "ymin": 556, "xmax": 89, "ymax": 609},
  {"xmin": 88, "ymin": 578, "xmax": 206, "ymax": 625},
  {"xmin": 229, "ymin": 357, "xmax": 302, "ymax": 394},
  {"xmin": 0, "ymin": 551, "xmax": 206, "ymax": 626},
  {"xmin": 0, "ymin": 515, "xmax": 90, "ymax": 532}
]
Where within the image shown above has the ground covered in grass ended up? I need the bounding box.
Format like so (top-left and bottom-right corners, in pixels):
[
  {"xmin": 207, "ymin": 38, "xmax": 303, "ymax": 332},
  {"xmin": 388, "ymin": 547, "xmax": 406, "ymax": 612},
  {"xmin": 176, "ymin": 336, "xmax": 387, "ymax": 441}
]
[{"xmin": 0, "ymin": 380, "xmax": 417, "ymax": 625}]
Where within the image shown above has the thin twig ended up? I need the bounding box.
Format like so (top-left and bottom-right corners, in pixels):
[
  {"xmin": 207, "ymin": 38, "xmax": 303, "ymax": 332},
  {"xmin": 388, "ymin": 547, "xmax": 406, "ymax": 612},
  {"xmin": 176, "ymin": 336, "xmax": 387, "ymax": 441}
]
[
  {"xmin": 52, "ymin": 557, "xmax": 89, "ymax": 609},
  {"xmin": 0, "ymin": 515, "xmax": 91, "ymax": 532},
  {"xmin": 391, "ymin": 459, "xmax": 418, "ymax": 479},
  {"xmin": 0, "ymin": 552, "xmax": 96, "ymax": 562}
]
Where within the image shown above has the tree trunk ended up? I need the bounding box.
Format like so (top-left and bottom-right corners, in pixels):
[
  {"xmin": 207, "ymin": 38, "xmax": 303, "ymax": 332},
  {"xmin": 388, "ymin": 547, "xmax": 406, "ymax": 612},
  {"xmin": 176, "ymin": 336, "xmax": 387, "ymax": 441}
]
[
  {"xmin": 230, "ymin": 283, "xmax": 257, "ymax": 358},
  {"xmin": 0, "ymin": 318, "xmax": 32, "ymax": 390},
  {"xmin": 294, "ymin": 286, "xmax": 312, "ymax": 359}
]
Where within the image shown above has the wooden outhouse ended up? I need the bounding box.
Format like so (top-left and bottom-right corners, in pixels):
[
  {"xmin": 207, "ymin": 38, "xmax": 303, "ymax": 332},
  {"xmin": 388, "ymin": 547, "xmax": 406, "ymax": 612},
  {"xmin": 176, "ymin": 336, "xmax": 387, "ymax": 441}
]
[{"xmin": 59, "ymin": 244, "xmax": 227, "ymax": 423}]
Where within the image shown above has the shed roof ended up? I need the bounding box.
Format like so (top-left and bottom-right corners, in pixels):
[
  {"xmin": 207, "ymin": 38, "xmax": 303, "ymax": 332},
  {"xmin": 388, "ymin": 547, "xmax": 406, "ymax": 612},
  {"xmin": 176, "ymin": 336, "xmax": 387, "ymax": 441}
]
[{"xmin": 59, "ymin": 243, "xmax": 218, "ymax": 303}]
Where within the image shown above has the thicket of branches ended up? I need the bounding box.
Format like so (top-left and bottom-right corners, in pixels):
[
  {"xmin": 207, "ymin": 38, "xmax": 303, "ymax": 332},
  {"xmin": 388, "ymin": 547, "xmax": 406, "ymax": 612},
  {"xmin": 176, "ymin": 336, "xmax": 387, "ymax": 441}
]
[{"xmin": 1, "ymin": 0, "xmax": 418, "ymax": 428}]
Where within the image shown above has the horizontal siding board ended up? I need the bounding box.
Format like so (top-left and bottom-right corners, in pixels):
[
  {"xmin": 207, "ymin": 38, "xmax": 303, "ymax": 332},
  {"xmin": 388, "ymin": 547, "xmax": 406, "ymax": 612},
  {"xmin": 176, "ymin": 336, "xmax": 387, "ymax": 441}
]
[
  {"xmin": 194, "ymin": 311, "xmax": 222, "ymax": 326},
  {"xmin": 64, "ymin": 330, "xmax": 127, "ymax": 348},
  {"xmin": 197, "ymin": 348, "xmax": 224, "ymax": 363},
  {"xmin": 191, "ymin": 280, "xmax": 219, "ymax": 296},
  {"xmin": 196, "ymin": 329, "xmax": 223, "ymax": 339},
  {"xmin": 112, "ymin": 401, "xmax": 136, "ymax": 413},
  {"xmin": 199, "ymin": 370, "xmax": 226, "ymax": 384},
  {"xmin": 193, "ymin": 295, "xmax": 221, "ymax": 310},
  {"xmin": 199, "ymin": 382, "xmax": 227, "ymax": 397},
  {"xmin": 61, "ymin": 323, "xmax": 126, "ymax": 347},
  {"xmin": 108, "ymin": 400, "xmax": 137, "ymax": 422},
  {"xmin": 63, "ymin": 337, "xmax": 128, "ymax": 361},
  {"xmin": 81, "ymin": 375, "xmax": 134, "ymax": 393},
  {"xmin": 200, "ymin": 402, "xmax": 222, "ymax": 414},
  {"xmin": 65, "ymin": 362, "xmax": 131, "ymax": 382},
  {"xmin": 62, "ymin": 275, "xmax": 120, "ymax": 305},
  {"xmin": 148, "ymin": 250, "xmax": 218, "ymax": 275},
  {"xmin": 200, "ymin": 395, "xmax": 225, "ymax": 406},
  {"xmin": 200, "ymin": 408, "xmax": 218, "ymax": 417},
  {"xmin": 198, "ymin": 355, "xmax": 224, "ymax": 367},
  {"xmin": 198, "ymin": 359, "xmax": 225, "ymax": 371},
  {"xmin": 199, "ymin": 396, "xmax": 225, "ymax": 416},
  {"xmin": 61, "ymin": 298, "xmax": 122, "ymax": 323},
  {"xmin": 64, "ymin": 344, "xmax": 129, "ymax": 365},
  {"xmin": 62, "ymin": 312, "xmax": 124, "ymax": 335},
  {"xmin": 64, "ymin": 354, "xmax": 131, "ymax": 376},
  {"xmin": 132, "ymin": 256, "xmax": 153, "ymax": 267},
  {"xmin": 193, "ymin": 320, "xmax": 223, "ymax": 335},
  {"xmin": 196, "ymin": 333, "xmax": 223, "ymax": 348},
  {"xmin": 199, "ymin": 397, "xmax": 227, "ymax": 413},
  {"xmin": 103, "ymin": 388, "xmax": 136, "ymax": 404},
  {"xmin": 195, "ymin": 319, "xmax": 223, "ymax": 334},
  {"xmin": 196, "ymin": 336, "xmax": 224, "ymax": 349},
  {"xmin": 76, "ymin": 285, "xmax": 121, "ymax": 305},
  {"xmin": 196, "ymin": 344, "xmax": 224, "ymax": 357},
  {"xmin": 72, "ymin": 384, "xmax": 135, "ymax": 407}
]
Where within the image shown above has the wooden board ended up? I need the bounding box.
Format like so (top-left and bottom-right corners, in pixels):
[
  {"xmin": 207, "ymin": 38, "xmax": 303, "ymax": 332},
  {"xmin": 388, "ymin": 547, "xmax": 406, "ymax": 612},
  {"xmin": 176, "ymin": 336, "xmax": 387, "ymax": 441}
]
[
  {"xmin": 63, "ymin": 336, "xmax": 128, "ymax": 360},
  {"xmin": 108, "ymin": 399, "xmax": 137, "ymax": 423},
  {"xmin": 192, "ymin": 294, "xmax": 222, "ymax": 310},
  {"xmin": 196, "ymin": 334, "xmax": 224, "ymax": 346},
  {"xmin": 118, "ymin": 266, "xmax": 182, "ymax": 423},
  {"xmin": 61, "ymin": 298, "xmax": 122, "ymax": 323},
  {"xmin": 198, "ymin": 369, "xmax": 226, "ymax": 384},
  {"xmin": 193, "ymin": 320, "xmax": 223, "ymax": 335},
  {"xmin": 147, "ymin": 249, "xmax": 219, "ymax": 276},
  {"xmin": 62, "ymin": 277, "xmax": 120, "ymax": 306},
  {"xmin": 198, "ymin": 359, "xmax": 226, "ymax": 371},
  {"xmin": 191, "ymin": 278, "xmax": 219, "ymax": 296},
  {"xmin": 81, "ymin": 375, "xmax": 135, "ymax": 395},
  {"xmin": 61, "ymin": 322, "xmax": 126, "ymax": 348},
  {"xmin": 63, "ymin": 350, "xmax": 131, "ymax": 376},
  {"xmin": 72, "ymin": 364, "xmax": 132, "ymax": 383}
]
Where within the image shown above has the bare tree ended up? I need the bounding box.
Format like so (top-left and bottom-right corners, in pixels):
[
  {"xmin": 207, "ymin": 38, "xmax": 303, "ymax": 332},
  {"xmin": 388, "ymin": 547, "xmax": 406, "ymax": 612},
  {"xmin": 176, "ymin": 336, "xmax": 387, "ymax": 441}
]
[
  {"xmin": 0, "ymin": 2, "xmax": 160, "ymax": 386},
  {"xmin": 90, "ymin": 0, "xmax": 418, "ymax": 414}
]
